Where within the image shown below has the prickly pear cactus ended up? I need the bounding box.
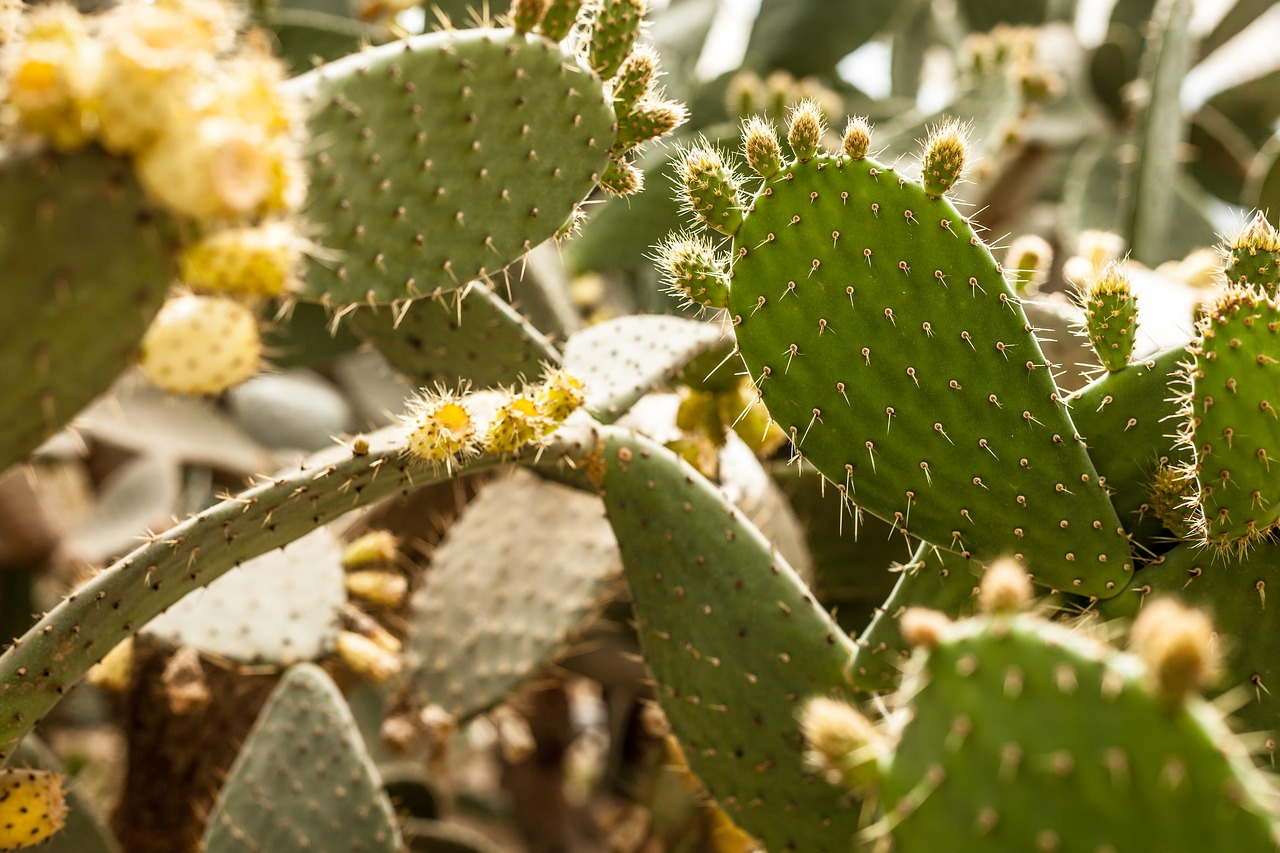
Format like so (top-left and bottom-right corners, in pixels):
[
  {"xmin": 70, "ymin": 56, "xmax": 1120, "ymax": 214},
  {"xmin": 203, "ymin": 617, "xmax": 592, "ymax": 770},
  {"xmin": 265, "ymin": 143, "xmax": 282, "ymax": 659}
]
[
  {"xmin": 803, "ymin": 565, "xmax": 1280, "ymax": 852},
  {"xmin": 662, "ymin": 111, "xmax": 1133, "ymax": 597},
  {"xmin": 293, "ymin": 3, "xmax": 683, "ymax": 305},
  {"xmin": 203, "ymin": 664, "xmax": 401, "ymax": 853}
]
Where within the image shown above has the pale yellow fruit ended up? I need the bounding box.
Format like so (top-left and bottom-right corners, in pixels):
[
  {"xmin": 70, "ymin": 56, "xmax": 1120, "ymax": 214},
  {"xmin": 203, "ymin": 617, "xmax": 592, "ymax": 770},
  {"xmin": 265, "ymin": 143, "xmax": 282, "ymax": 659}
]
[
  {"xmin": 180, "ymin": 220, "xmax": 307, "ymax": 297},
  {"xmin": 0, "ymin": 769, "xmax": 67, "ymax": 850},
  {"xmin": 140, "ymin": 294, "xmax": 261, "ymax": 395}
]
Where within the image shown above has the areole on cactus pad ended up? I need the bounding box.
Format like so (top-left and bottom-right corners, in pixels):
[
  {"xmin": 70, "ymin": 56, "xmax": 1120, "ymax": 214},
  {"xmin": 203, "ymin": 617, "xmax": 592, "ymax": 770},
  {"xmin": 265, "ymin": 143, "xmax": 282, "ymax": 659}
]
[{"xmin": 664, "ymin": 110, "xmax": 1134, "ymax": 598}]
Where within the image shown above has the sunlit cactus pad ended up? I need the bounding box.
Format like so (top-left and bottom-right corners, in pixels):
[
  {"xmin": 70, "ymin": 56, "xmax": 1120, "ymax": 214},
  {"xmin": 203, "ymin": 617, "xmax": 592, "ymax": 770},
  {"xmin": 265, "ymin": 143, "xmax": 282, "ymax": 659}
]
[{"xmin": 293, "ymin": 27, "xmax": 615, "ymax": 304}]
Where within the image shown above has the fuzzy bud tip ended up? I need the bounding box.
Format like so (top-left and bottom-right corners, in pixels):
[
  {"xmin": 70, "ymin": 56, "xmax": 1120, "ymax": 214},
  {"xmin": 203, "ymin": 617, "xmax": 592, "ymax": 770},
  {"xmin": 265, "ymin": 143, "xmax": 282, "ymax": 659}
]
[
  {"xmin": 1130, "ymin": 599, "xmax": 1219, "ymax": 709},
  {"xmin": 978, "ymin": 558, "xmax": 1033, "ymax": 615},
  {"xmin": 842, "ymin": 116, "xmax": 872, "ymax": 160}
]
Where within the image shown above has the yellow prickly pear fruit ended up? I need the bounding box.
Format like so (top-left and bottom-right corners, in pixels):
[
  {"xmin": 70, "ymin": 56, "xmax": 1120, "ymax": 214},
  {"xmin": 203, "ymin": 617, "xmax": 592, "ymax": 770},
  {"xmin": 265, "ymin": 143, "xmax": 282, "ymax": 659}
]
[
  {"xmin": 345, "ymin": 570, "xmax": 408, "ymax": 609},
  {"xmin": 4, "ymin": 3, "xmax": 101, "ymax": 150},
  {"xmin": 0, "ymin": 769, "xmax": 67, "ymax": 850},
  {"xmin": 405, "ymin": 391, "xmax": 478, "ymax": 467},
  {"xmin": 534, "ymin": 368, "xmax": 585, "ymax": 423},
  {"xmin": 135, "ymin": 115, "xmax": 278, "ymax": 221},
  {"xmin": 335, "ymin": 631, "xmax": 402, "ymax": 684},
  {"xmin": 483, "ymin": 394, "xmax": 545, "ymax": 454},
  {"xmin": 1, "ymin": 0, "xmax": 22, "ymax": 47},
  {"xmin": 179, "ymin": 220, "xmax": 307, "ymax": 297},
  {"xmin": 87, "ymin": 636, "xmax": 134, "ymax": 692},
  {"xmin": 342, "ymin": 530, "xmax": 398, "ymax": 570},
  {"xmin": 139, "ymin": 294, "xmax": 262, "ymax": 395}
]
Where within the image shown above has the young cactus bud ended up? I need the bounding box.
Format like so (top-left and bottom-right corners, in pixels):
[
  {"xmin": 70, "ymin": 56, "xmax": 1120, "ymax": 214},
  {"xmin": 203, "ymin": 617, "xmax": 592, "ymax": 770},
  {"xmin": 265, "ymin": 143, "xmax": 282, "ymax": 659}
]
[
  {"xmin": 655, "ymin": 234, "xmax": 729, "ymax": 309},
  {"xmin": 0, "ymin": 769, "xmax": 67, "ymax": 851},
  {"xmin": 1129, "ymin": 599, "xmax": 1219, "ymax": 710},
  {"xmin": 342, "ymin": 530, "xmax": 398, "ymax": 570},
  {"xmin": 841, "ymin": 116, "xmax": 872, "ymax": 161},
  {"xmin": 724, "ymin": 70, "xmax": 763, "ymax": 119},
  {"xmin": 335, "ymin": 631, "xmax": 402, "ymax": 684},
  {"xmin": 538, "ymin": 0, "xmax": 582, "ymax": 41},
  {"xmin": 1146, "ymin": 463, "xmax": 1197, "ymax": 540},
  {"xmin": 978, "ymin": 558, "xmax": 1033, "ymax": 615},
  {"xmin": 588, "ymin": 0, "xmax": 646, "ymax": 80},
  {"xmin": 404, "ymin": 390, "xmax": 478, "ymax": 468},
  {"xmin": 613, "ymin": 96, "xmax": 687, "ymax": 154},
  {"xmin": 677, "ymin": 146, "xmax": 744, "ymax": 236},
  {"xmin": 899, "ymin": 607, "xmax": 952, "ymax": 650},
  {"xmin": 1226, "ymin": 211, "xmax": 1280, "ymax": 295},
  {"xmin": 799, "ymin": 696, "xmax": 884, "ymax": 793},
  {"xmin": 599, "ymin": 157, "xmax": 643, "ymax": 196},
  {"xmin": 785, "ymin": 98, "xmax": 824, "ymax": 162},
  {"xmin": 920, "ymin": 119, "xmax": 967, "ymax": 198},
  {"xmin": 140, "ymin": 294, "xmax": 262, "ymax": 395},
  {"xmin": 1003, "ymin": 233, "xmax": 1053, "ymax": 296},
  {"xmin": 483, "ymin": 393, "xmax": 546, "ymax": 454},
  {"xmin": 741, "ymin": 116, "xmax": 782, "ymax": 178},
  {"xmin": 609, "ymin": 44, "xmax": 657, "ymax": 115},
  {"xmin": 1079, "ymin": 262, "xmax": 1138, "ymax": 373},
  {"xmin": 6, "ymin": 3, "xmax": 101, "ymax": 151},
  {"xmin": 510, "ymin": 0, "xmax": 546, "ymax": 33},
  {"xmin": 346, "ymin": 570, "xmax": 409, "ymax": 609},
  {"xmin": 534, "ymin": 368, "xmax": 586, "ymax": 422},
  {"xmin": 179, "ymin": 220, "xmax": 307, "ymax": 297}
]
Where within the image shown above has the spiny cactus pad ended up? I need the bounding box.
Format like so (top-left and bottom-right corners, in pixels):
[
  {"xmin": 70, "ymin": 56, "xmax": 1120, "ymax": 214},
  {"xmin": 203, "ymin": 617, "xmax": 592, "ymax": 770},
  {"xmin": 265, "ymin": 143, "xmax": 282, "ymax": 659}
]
[
  {"xmin": 562, "ymin": 315, "xmax": 728, "ymax": 423},
  {"xmin": 293, "ymin": 27, "xmax": 615, "ymax": 304},
  {"xmin": 406, "ymin": 469, "xmax": 619, "ymax": 720},
  {"xmin": 1069, "ymin": 346, "xmax": 1185, "ymax": 551},
  {"xmin": 1184, "ymin": 286, "xmax": 1280, "ymax": 551},
  {"xmin": 1228, "ymin": 211, "xmax": 1280, "ymax": 294},
  {"xmin": 0, "ymin": 148, "xmax": 175, "ymax": 472},
  {"xmin": 0, "ymin": 418, "xmax": 598, "ymax": 762},
  {"xmin": 142, "ymin": 527, "xmax": 346, "ymax": 664},
  {"xmin": 602, "ymin": 431, "xmax": 860, "ymax": 852},
  {"xmin": 203, "ymin": 664, "xmax": 401, "ymax": 853},
  {"xmin": 347, "ymin": 281, "xmax": 559, "ymax": 389},
  {"xmin": 718, "ymin": 139, "xmax": 1131, "ymax": 596},
  {"xmin": 869, "ymin": 609, "xmax": 1280, "ymax": 852},
  {"xmin": 847, "ymin": 542, "xmax": 979, "ymax": 692}
]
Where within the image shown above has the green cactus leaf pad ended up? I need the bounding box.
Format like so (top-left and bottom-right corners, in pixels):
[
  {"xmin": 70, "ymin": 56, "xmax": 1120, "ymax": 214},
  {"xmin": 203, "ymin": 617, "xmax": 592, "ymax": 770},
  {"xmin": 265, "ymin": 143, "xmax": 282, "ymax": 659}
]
[
  {"xmin": 1100, "ymin": 539, "xmax": 1280, "ymax": 737},
  {"xmin": 347, "ymin": 281, "xmax": 560, "ymax": 390},
  {"xmin": 292, "ymin": 28, "xmax": 615, "ymax": 304},
  {"xmin": 0, "ymin": 416, "xmax": 598, "ymax": 762},
  {"xmin": 878, "ymin": 612, "xmax": 1280, "ymax": 852},
  {"xmin": 203, "ymin": 663, "xmax": 401, "ymax": 853},
  {"xmin": 602, "ymin": 430, "xmax": 860, "ymax": 852},
  {"xmin": 406, "ymin": 469, "xmax": 619, "ymax": 720},
  {"xmin": 1069, "ymin": 346, "xmax": 1185, "ymax": 552},
  {"xmin": 727, "ymin": 153, "xmax": 1132, "ymax": 597},
  {"xmin": 0, "ymin": 148, "xmax": 176, "ymax": 472},
  {"xmin": 142, "ymin": 527, "xmax": 346, "ymax": 664},
  {"xmin": 847, "ymin": 542, "xmax": 979, "ymax": 692},
  {"xmin": 563, "ymin": 315, "xmax": 729, "ymax": 423},
  {"xmin": 1187, "ymin": 288, "xmax": 1280, "ymax": 550}
]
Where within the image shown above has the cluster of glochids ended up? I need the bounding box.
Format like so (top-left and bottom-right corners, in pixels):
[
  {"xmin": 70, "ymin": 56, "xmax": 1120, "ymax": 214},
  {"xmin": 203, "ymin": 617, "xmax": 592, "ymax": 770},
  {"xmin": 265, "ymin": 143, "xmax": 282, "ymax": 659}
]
[
  {"xmin": 1, "ymin": 0, "xmax": 309, "ymax": 395},
  {"xmin": 404, "ymin": 368, "xmax": 586, "ymax": 468},
  {"xmin": 0, "ymin": 768, "xmax": 65, "ymax": 852},
  {"xmin": 655, "ymin": 100, "xmax": 970, "ymax": 311},
  {"xmin": 510, "ymin": 0, "xmax": 686, "ymax": 199},
  {"xmin": 333, "ymin": 530, "xmax": 410, "ymax": 685}
]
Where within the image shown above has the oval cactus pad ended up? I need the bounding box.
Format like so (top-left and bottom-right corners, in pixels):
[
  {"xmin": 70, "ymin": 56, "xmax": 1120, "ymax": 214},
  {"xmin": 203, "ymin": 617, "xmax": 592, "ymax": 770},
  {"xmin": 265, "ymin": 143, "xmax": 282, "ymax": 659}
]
[
  {"xmin": 294, "ymin": 28, "xmax": 615, "ymax": 304},
  {"xmin": 728, "ymin": 154, "xmax": 1132, "ymax": 597}
]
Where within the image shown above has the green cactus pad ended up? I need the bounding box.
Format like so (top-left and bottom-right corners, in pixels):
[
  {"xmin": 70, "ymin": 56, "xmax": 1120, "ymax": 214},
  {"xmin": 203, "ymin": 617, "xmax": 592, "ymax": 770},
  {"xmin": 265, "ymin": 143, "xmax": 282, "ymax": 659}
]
[
  {"xmin": 602, "ymin": 431, "xmax": 860, "ymax": 852},
  {"xmin": 0, "ymin": 417, "xmax": 598, "ymax": 762},
  {"xmin": 1069, "ymin": 346, "xmax": 1186, "ymax": 552},
  {"xmin": 203, "ymin": 664, "xmax": 401, "ymax": 853},
  {"xmin": 563, "ymin": 315, "xmax": 728, "ymax": 423},
  {"xmin": 587, "ymin": 0, "xmax": 644, "ymax": 79},
  {"xmin": 0, "ymin": 148, "xmax": 176, "ymax": 472},
  {"xmin": 1079, "ymin": 264, "xmax": 1139, "ymax": 373},
  {"xmin": 292, "ymin": 27, "xmax": 615, "ymax": 305},
  {"xmin": 142, "ymin": 527, "xmax": 346, "ymax": 664},
  {"xmin": 406, "ymin": 469, "xmax": 619, "ymax": 720},
  {"xmin": 847, "ymin": 542, "xmax": 979, "ymax": 692},
  {"xmin": 347, "ymin": 281, "xmax": 560, "ymax": 389},
  {"xmin": 1186, "ymin": 287, "xmax": 1280, "ymax": 551},
  {"xmin": 1101, "ymin": 540, "xmax": 1280, "ymax": 736},
  {"xmin": 878, "ymin": 611, "xmax": 1280, "ymax": 852},
  {"xmin": 1227, "ymin": 211, "xmax": 1280, "ymax": 294},
  {"xmin": 726, "ymin": 152, "xmax": 1132, "ymax": 597}
]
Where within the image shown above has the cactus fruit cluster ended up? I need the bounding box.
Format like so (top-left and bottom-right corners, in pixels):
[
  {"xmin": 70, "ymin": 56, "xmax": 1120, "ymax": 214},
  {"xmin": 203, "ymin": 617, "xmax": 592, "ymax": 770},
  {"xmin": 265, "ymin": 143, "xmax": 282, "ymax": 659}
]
[{"xmin": 3, "ymin": 0, "xmax": 1280, "ymax": 850}]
